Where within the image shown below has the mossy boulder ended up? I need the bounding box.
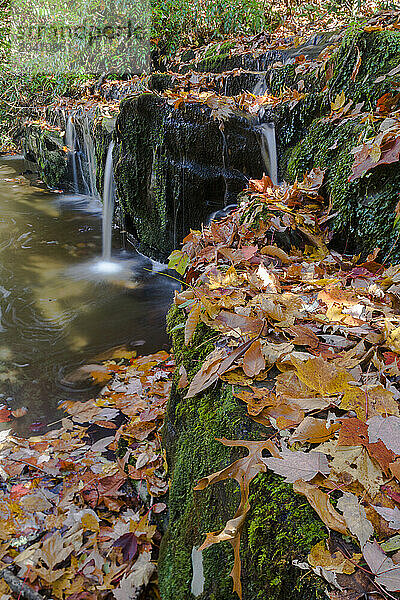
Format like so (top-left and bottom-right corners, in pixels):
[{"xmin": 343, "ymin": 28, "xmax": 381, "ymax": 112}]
[
  {"xmin": 114, "ymin": 93, "xmax": 265, "ymax": 259},
  {"xmin": 158, "ymin": 307, "xmax": 327, "ymax": 600},
  {"xmin": 21, "ymin": 108, "xmax": 113, "ymax": 197},
  {"xmin": 275, "ymin": 27, "xmax": 400, "ymax": 258},
  {"xmin": 21, "ymin": 122, "xmax": 68, "ymax": 189}
]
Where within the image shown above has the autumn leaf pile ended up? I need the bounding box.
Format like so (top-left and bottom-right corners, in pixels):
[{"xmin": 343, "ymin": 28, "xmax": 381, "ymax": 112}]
[
  {"xmin": 168, "ymin": 170, "xmax": 400, "ymax": 599},
  {"xmin": 167, "ymin": 8, "xmax": 400, "ymax": 73},
  {"xmin": 0, "ymin": 350, "xmax": 174, "ymax": 600},
  {"xmin": 162, "ymin": 86, "xmax": 306, "ymax": 119}
]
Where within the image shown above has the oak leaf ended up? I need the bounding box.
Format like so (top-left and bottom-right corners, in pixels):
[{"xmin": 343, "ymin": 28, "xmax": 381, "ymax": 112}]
[
  {"xmin": 194, "ymin": 438, "xmax": 279, "ymax": 598},
  {"xmin": 234, "ymin": 386, "xmax": 276, "ymax": 416}
]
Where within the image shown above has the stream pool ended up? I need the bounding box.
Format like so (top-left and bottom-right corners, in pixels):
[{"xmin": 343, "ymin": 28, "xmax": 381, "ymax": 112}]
[{"xmin": 0, "ymin": 155, "xmax": 175, "ymax": 435}]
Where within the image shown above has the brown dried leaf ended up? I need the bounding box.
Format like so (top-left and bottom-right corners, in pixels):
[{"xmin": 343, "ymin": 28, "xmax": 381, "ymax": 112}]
[
  {"xmin": 242, "ymin": 340, "xmax": 265, "ymax": 378},
  {"xmin": 194, "ymin": 438, "xmax": 279, "ymax": 598},
  {"xmin": 308, "ymin": 540, "xmax": 354, "ymax": 573},
  {"xmin": 293, "ymin": 480, "xmax": 348, "ymax": 534},
  {"xmin": 185, "ymin": 302, "xmax": 201, "ymax": 345},
  {"xmin": 290, "ymin": 417, "xmax": 340, "ymax": 445},
  {"xmin": 184, "ymin": 348, "xmax": 226, "ymax": 399}
]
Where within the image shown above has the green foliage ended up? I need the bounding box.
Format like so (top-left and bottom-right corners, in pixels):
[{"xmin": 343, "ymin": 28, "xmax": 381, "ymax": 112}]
[
  {"xmin": 150, "ymin": 0, "xmax": 269, "ymax": 55},
  {"xmin": 0, "ymin": 71, "xmax": 89, "ymax": 151},
  {"xmin": 168, "ymin": 249, "xmax": 189, "ymax": 275}
]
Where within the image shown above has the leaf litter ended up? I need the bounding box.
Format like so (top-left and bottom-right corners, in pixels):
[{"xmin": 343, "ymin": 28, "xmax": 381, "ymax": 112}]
[
  {"xmin": 168, "ymin": 159, "xmax": 400, "ymax": 598},
  {"xmin": 0, "ymin": 349, "xmax": 174, "ymax": 600}
]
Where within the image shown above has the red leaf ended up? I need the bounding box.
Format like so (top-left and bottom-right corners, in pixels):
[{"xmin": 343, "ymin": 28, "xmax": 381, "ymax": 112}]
[
  {"xmin": 113, "ymin": 532, "xmax": 138, "ymax": 562},
  {"xmin": 338, "ymin": 418, "xmax": 395, "ymax": 473},
  {"xmin": 0, "ymin": 407, "xmax": 11, "ymax": 423}
]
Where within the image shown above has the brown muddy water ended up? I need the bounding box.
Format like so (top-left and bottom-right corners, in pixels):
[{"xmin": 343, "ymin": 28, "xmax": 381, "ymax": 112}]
[{"xmin": 0, "ymin": 155, "xmax": 175, "ymax": 435}]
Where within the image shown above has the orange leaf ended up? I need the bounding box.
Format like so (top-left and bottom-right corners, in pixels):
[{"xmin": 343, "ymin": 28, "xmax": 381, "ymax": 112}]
[
  {"xmin": 185, "ymin": 302, "xmax": 201, "ymax": 345},
  {"xmin": 290, "ymin": 417, "xmax": 340, "ymax": 444},
  {"xmin": 242, "ymin": 340, "xmax": 265, "ymax": 378},
  {"xmin": 293, "ymin": 480, "xmax": 348, "ymax": 534}
]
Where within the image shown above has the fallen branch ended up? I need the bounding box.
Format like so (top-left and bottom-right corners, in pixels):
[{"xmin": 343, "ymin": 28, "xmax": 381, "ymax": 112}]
[{"xmin": 0, "ymin": 568, "xmax": 46, "ymax": 600}]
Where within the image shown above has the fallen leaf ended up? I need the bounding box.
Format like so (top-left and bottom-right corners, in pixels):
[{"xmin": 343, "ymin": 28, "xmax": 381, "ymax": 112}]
[
  {"xmin": 336, "ymin": 493, "xmax": 374, "ymax": 547},
  {"xmin": 308, "ymin": 540, "xmax": 354, "ymax": 573},
  {"xmin": 290, "ymin": 417, "xmax": 340, "ymax": 445},
  {"xmin": 184, "ymin": 348, "xmax": 226, "ymax": 399},
  {"xmin": 292, "ymin": 356, "xmax": 352, "ymax": 397},
  {"xmin": 194, "ymin": 438, "xmax": 279, "ymax": 597},
  {"xmin": 112, "ymin": 552, "xmax": 155, "ymax": 600},
  {"xmin": 242, "ymin": 340, "xmax": 265, "ymax": 378},
  {"xmin": 113, "ymin": 532, "xmax": 138, "ymax": 562},
  {"xmin": 185, "ymin": 302, "xmax": 201, "ymax": 345},
  {"xmin": 368, "ymin": 416, "xmax": 400, "ymax": 455},
  {"xmin": 293, "ymin": 480, "xmax": 347, "ymax": 534},
  {"xmin": 264, "ymin": 448, "xmax": 330, "ymax": 482},
  {"xmin": 338, "ymin": 418, "xmax": 395, "ymax": 472},
  {"xmin": 363, "ymin": 540, "xmax": 400, "ymax": 591},
  {"xmin": 372, "ymin": 505, "xmax": 400, "ymax": 530}
]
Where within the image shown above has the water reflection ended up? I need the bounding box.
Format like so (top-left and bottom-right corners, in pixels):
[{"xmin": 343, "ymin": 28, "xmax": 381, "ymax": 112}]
[{"xmin": 0, "ymin": 156, "xmax": 176, "ymax": 435}]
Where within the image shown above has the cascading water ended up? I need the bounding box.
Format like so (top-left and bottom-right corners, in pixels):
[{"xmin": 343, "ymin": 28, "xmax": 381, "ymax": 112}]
[
  {"xmin": 258, "ymin": 122, "xmax": 278, "ymax": 185},
  {"xmin": 82, "ymin": 116, "xmax": 99, "ymax": 199},
  {"xmin": 102, "ymin": 140, "xmax": 116, "ymax": 264},
  {"xmin": 219, "ymin": 124, "xmax": 229, "ymax": 206},
  {"xmin": 65, "ymin": 116, "xmax": 79, "ymax": 193}
]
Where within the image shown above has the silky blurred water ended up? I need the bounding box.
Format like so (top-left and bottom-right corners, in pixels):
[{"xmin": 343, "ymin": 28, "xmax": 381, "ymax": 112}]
[{"xmin": 0, "ymin": 156, "xmax": 175, "ymax": 435}]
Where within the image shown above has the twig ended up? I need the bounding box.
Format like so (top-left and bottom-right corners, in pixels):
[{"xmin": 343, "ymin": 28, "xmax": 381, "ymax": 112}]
[{"xmin": 0, "ymin": 568, "xmax": 46, "ymax": 600}]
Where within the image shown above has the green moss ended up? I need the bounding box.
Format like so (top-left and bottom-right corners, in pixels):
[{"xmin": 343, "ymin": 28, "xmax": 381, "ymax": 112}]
[
  {"xmin": 328, "ymin": 28, "xmax": 400, "ymax": 105},
  {"xmin": 23, "ymin": 123, "xmax": 68, "ymax": 189},
  {"xmin": 284, "ymin": 113, "xmax": 400, "ymax": 258},
  {"xmin": 114, "ymin": 93, "xmax": 175, "ymax": 258},
  {"xmin": 160, "ymin": 306, "xmax": 327, "ymax": 599},
  {"xmin": 242, "ymin": 474, "xmax": 327, "ymax": 600}
]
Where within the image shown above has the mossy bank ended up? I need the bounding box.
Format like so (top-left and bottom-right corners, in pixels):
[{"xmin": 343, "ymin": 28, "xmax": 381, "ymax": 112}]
[{"xmin": 158, "ymin": 307, "xmax": 327, "ymax": 600}]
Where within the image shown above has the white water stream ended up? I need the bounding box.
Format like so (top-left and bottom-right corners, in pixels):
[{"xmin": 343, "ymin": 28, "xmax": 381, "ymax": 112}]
[
  {"xmin": 65, "ymin": 116, "xmax": 79, "ymax": 193},
  {"xmin": 101, "ymin": 140, "xmax": 116, "ymax": 264},
  {"xmin": 258, "ymin": 122, "xmax": 278, "ymax": 185}
]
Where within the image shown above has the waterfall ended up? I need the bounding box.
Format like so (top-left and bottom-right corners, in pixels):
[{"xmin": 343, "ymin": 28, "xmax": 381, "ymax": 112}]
[
  {"xmin": 258, "ymin": 122, "xmax": 278, "ymax": 185},
  {"xmin": 82, "ymin": 116, "xmax": 99, "ymax": 199},
  {"xmin": 65, "ymin": 116, "xmax": 79, "ymax": 193},
  {"xmin": 102, "ymin": 140, "xmax": 115, "ymax": 262},
  {"xmin": 219, "ymin": 125, "xmax": 229, "ymax": 206}
]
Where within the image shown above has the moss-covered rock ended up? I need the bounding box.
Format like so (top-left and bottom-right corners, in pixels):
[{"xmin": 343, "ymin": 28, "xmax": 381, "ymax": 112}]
[
  {"xmin": 114, "ymin": 93, "xmax": 265, "ymax": 259},
  {"xmin": 275, "ymin": 28, "xmax": 400, "ymax": 258},
  {"xmin": 21, "ymin": 108, "xmax": 113, "ymax": 197},
  {"xmin": 158, "ymin": 306, "xmax": 327, "ymax": 600},
  {"xmin": 21, "ymin": 122, "xmax": 69, "ymax": 189}
]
